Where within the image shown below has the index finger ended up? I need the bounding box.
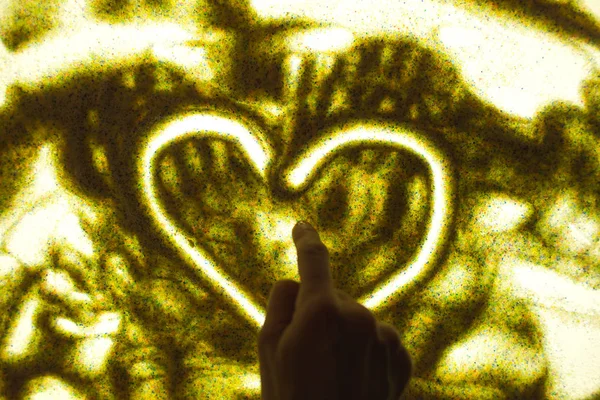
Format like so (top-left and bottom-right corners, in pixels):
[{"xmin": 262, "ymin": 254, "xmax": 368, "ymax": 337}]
[{"xmin": 292, "ymin": 221, "xmax": 335, "ymax": 301}]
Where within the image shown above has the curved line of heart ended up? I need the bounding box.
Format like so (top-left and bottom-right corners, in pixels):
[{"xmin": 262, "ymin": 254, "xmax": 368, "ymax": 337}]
[{"xmin": 137, "ymin": 111, "xmax": 455, "ymax": 331}]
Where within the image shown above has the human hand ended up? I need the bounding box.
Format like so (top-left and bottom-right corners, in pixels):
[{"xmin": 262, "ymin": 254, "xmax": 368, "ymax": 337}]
[{"xmin": 258, "ymin": 221, "xmax": 412, "ymax": 400}]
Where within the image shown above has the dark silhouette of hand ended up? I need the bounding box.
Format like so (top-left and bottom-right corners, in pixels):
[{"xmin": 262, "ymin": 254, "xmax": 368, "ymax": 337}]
[{"xmin": 259, "ymin": 221, "xmax": 412, "ymax": 400}]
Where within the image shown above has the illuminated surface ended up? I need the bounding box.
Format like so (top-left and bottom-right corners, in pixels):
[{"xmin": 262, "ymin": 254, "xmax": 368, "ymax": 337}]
[
  {"xmin": 0, "ymin": 0, "xmax": 599, "ymax": 399},
  {"xmin": 139, "ymin": 113, "xmax": 453, "ymax": 328}
]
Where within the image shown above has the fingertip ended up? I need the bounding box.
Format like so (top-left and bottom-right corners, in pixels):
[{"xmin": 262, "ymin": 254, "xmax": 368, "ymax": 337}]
[
  {"xmin": 268, "ymin": 279, "xmax": 300, "ymax": 303},
  {"xmin": 292, "ymin": 220, "xmax": 316, "ymax": 241},
  {"xmin": 292, "ymin": 221, "xmax": 335, "ymax": 300},
  {"xmin": 262, "ymin": 279, "xmax": 300, "ymax": 335}
]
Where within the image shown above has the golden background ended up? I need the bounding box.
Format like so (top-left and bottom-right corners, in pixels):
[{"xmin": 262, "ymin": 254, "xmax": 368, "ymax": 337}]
[{"xmin": 0, "ymin": 0, "xmax": 599, "ymax": 398}]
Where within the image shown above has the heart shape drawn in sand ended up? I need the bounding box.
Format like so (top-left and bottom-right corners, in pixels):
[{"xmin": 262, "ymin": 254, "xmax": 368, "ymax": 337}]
[{"xmin": 135, "ymin": 108, "xmax": 454, "ymax": 330}]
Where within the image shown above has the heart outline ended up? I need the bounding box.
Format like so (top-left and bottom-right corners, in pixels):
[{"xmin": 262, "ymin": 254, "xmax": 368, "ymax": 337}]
[{"xmin": 137, "ymin": 110, "xmax": 454, "ymax": 330}]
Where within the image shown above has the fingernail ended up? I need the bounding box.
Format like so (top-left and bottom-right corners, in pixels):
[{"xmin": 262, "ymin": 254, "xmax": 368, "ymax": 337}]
[
  {"xmin": 293, "ymin": 221, "xmax": 315, "ymax": 241},
  {"xmin": 295, "ymin": 221, "xmax": 313, "ymax": 230}
]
